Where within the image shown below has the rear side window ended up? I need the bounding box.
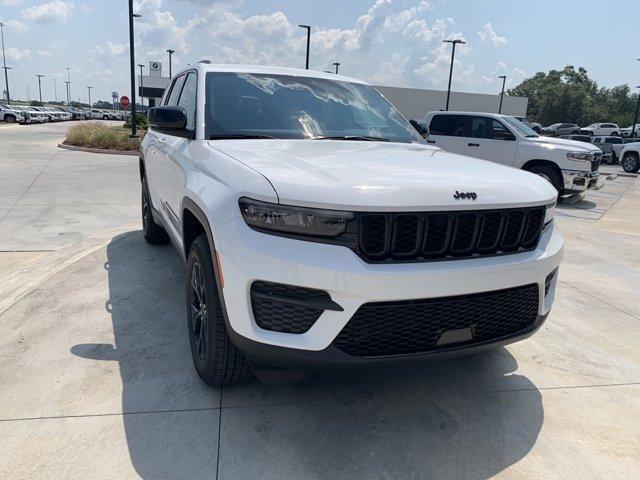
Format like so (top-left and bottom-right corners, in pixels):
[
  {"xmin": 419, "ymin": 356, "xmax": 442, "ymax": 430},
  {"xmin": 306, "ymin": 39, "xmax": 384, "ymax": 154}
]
[
  {"xmin": 429, "ymin": 114, "xmax": 468, "ymax": 136},
  {"xmin": 165, "ymin": 75, "xmax": 186, "ymax": 106},
  {"xmin": 608, "ymin": 137, "xmax": 623, "ymax": 144},
  {"xmin": 177, "ymin": 72, "xmax": 197, "ymax": 131}
]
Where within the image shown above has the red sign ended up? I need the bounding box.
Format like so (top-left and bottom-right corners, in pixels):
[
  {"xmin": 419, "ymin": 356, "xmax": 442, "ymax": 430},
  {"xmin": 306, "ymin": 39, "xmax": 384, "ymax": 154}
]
[{"xmin": 119, "ymin": 96, "xmax": 130, "ymax": 108}]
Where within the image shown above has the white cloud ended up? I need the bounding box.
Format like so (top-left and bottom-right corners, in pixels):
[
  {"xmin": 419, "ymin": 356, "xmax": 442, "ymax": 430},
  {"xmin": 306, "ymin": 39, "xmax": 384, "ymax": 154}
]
[
  {"xmin": 36, "ymin": 50, "xmax": 52, "ymax": 57},
  {"xmin": 22, "ymin": 0, "xmax": 73, "ymax": 24},
  {"xmin": 4, "ymin": 19, "xmax": 29, "ymax": 33},
  {"xmin": 477, "ymin": 22, "xmax": 506, "ymax": 46},
  {"xmin": 5, "ymin": 46, "xmax": 31, "ymax": 61}
]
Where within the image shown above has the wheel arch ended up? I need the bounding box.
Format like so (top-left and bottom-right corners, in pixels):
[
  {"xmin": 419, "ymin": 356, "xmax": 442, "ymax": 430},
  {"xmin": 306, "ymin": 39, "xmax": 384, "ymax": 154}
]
[
  {"xmin": 522, "ymin": 159, "xmax": 563, "ymax": 179},
  {"xmin": 181, "ymin": 197, "xmax": 216, "ymax": 263}
]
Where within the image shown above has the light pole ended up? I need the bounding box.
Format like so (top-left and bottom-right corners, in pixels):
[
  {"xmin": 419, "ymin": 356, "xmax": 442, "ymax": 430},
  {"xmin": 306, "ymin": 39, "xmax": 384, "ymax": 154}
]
[
  {"xmin": 87, "ymin": 86, "xmax": 93, "ymax": 107},
  {"xmin": 66, "ymin": 67, "xmax": 71, "ymax": 104},
  {"xmin": 333, "ymin": 62, "xmax": 340, "ymax": 74},
  {"xmin": 36, "ymin": 74, "xmax": 45, "ymax": 103},
  {"xmin": 26, "ymin": 83, "xmax": 30, "ymax": 102},
  {"xmin": 167, "ymin": 49, "xmax": 175, "ymax": 78},
  {"xmin": 443, "ymin": 39, "xmax": 466, "ymax": 111},
  {"xmin": 498, "ymin": 75, "xmax": 507, "ymax": 114},
  {"xmin": 138, "ymin": 64, "xmax": 146, "ymax": 108},
  {"xmin": 129, "ymin": 2, "xmax": 141, "ymax": 138},
  {"xmin": 0, "ymin": 22, "xmax": 10, "ymax": 104},
  {"xmin": 631, "ymin": 85, "xmax": 640, "ymax": 139},
  {"xmin": 298, "ymin": 24, "xmax": 311, "ymax": 69}
]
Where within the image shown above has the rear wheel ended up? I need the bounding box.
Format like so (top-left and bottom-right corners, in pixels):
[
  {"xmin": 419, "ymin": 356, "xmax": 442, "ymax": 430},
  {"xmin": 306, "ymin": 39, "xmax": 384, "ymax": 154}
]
[
  {"xmin": 4, "ymin": 115, "xmax": 16, "ymax": 124},
  {"xmin": 186, "ymin": 235, "xmax": 250, "ymax": 386},
  {"xmin": 621, "ymin": 153, "xmax": 640, "ymax": 173},
  {"xmin": 527, "ymin": 165, "xmax": 563, "ymax": 196},
  {"xmin": 141, "ymin": 177, "xmax": 170, "ymax": 245}
]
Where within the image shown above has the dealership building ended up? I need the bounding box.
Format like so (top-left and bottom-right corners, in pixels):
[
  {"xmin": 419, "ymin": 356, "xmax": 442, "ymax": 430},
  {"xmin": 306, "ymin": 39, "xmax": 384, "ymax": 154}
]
[{"xmin": 139, "ymin": 61, "xmax": 528, "ymax": 119}]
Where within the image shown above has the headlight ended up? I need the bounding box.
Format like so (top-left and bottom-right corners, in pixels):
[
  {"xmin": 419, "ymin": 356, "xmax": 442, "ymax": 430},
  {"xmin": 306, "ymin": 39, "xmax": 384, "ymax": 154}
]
[
  {"xmin": 544, "ymin": 201, "xmax": 555, "ymax": 230},
  {"xmin": 567, "ymin": 152, "xmax": 592, "ymax": 162},
  {"xmin": 239, "ymin": 198, "xmax": 354, "ymax": 237}
]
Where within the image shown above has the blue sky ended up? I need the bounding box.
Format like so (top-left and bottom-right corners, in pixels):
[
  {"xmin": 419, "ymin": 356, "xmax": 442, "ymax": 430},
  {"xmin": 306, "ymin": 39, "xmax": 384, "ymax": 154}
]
[{"xmin": 0, "ymin": 0, "xmax": 638, "ymax": 104}]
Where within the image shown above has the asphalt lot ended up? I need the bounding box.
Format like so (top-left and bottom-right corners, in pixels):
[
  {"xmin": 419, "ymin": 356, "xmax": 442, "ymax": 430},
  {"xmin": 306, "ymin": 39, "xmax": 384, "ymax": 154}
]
[{"xmin": 1, "ymin": 121, "xmax": 639, "ymax": 479}]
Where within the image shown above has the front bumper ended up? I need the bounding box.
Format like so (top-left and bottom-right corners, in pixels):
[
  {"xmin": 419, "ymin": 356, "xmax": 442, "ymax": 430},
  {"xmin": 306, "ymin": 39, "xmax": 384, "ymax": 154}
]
[
  {"xmin": 215, "ymin": 216, "xmax": 564, "ymax": 364},
  {"xmin": 563, "ymin": 169, "xmax": 603, "ymax": 192}
]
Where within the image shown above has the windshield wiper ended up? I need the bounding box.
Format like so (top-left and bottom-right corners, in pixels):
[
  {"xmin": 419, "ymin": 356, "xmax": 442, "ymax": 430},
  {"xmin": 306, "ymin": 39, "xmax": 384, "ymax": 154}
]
[
  {"xmin": 312, "ymin": 135, "xmax": 391, "ymax": 142},
  {"xmin": 209, "ymin": 133, "xmax": 278, "ymax": 140}
]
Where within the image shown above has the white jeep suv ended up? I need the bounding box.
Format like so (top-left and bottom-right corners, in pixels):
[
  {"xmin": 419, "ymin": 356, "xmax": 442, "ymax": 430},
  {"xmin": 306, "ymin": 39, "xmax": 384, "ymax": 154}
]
[
  {"xmin": 140, "ymin": 64, "xmax": 564, "ymax": 385},
  {"xmin": 422, "ymin": 111, "xmax": 603, "ymax": 196},
  {"xmin": 580, "ymin": 123, "xmax": 620, "ymax": 137}
]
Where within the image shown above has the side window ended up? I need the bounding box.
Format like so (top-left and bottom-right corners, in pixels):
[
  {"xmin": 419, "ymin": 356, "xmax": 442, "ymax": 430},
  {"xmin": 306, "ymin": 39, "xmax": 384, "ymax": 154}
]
[
  {"xmin": 177, "ymin": 72, "xmax": 197, "ymax": 131},
  {"xmin": 429, "ymin": 114, "xmax": 468, "ymax": 137},
  {"xmin": 165, "ymin": 75, "xmax": 186, "ymax": 106},
  {"xmin": 610, "ymin": 137, "xmax": 622, "ymax": 144},
  {"xmin": 593, "ymin": 138, "xmax": 601, "ymax": 144},
  {"xmin": 470, "ymin": 116, "xmax": 491, "ymax": 139}
]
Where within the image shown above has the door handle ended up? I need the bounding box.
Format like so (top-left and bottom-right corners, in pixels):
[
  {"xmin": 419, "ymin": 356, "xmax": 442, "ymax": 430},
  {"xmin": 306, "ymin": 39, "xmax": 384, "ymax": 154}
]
[
  {"xmin": 426, "ymin": 140, "xmax": 436, "ymax": 144},
  {"xmin": 467, "ymin": 143, "xmax": 479, "ymax": 147}
]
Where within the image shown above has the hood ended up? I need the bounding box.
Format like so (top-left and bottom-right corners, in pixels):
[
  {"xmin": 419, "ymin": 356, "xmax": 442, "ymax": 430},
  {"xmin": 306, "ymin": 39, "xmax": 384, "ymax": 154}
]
[
  {"xmin": 524, "ymin": 136, "xmax": 599, "ymax": 153},
  {"xmin": 210, "ymin": 140, "xmax": 556, "ymax": 211}
]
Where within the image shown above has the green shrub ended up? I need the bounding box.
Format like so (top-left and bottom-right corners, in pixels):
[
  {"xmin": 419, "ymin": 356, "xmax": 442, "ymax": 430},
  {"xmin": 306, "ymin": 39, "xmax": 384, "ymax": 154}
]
[
  {"xmin": 65, "ymin": 122, "xmax": 141, "ymax": 151},
  {"xmin": 124, "ymin": 113, "xmax": 148, "ymax": 129}
]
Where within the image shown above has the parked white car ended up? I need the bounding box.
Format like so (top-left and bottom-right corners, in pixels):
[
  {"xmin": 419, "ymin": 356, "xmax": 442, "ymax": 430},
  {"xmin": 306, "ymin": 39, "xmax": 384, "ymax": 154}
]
[
  {"xmin": 0, "ymin": 104, "xmax": 25, "ymax": 124},
  {"xmin": 422, "ymin": 111, "xmax": 603, "ymax": 195},
  {"xmin": 620, "ymin": 124, "xmax": 640, "ymax": 138},
  {"xmin": 619, "ymin": 142, "xmax": 640, "ymax": 173},
  {"xmin": 140, "ymin": 64, "xmax": 563, "ymax": 385},
  {"xmin": 591, "ymin": 136, "xmax": 625, "ymax": 164},
  {"xmin": 10, "ymin": 105, "xmax": 45, "ymax": 123},
  {"xmin": 580, "ymin": 123, "xmax": 620, "ymax": 136}
]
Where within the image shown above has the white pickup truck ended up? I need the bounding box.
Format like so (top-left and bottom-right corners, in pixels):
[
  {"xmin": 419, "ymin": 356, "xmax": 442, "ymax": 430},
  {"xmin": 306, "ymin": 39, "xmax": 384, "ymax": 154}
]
[
  {"xmin": 422, "ymin": 111, "xmax": 603, "ymax": 196},
  {"xmin": 140, "ymin": 64, "xmax": 563, "ymax": 385}
]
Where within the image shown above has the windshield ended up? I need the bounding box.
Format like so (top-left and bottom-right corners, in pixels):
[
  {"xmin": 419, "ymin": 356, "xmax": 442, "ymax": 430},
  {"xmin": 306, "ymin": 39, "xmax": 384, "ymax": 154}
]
[
  {"xmin": 204, "ymin": 72, "xmax": 424, "ymax": 143},
  {"xmin": 505, "ymin": 116, "xmax": 538, "ymax": 137}
]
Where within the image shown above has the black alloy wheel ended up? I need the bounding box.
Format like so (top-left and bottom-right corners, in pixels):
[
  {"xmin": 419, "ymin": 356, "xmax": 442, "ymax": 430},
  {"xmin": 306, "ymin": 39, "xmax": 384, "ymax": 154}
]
[{"xmin": 189, "ymin": 261, "xmax": 209, "ymax": 361}]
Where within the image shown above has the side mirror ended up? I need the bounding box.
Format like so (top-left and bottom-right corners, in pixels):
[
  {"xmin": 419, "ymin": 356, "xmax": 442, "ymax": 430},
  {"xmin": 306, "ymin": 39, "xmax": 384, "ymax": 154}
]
[
  {"xmin": 409, "ymin": 119, "xmax": 429, "ymax": 138},
  {"xmin": 148, "ymin": 106, "xmax": 193, "ymax": 138},
  {"xmin": 492, "ymin": 129, "xmax": 514, "ymax": 141}
]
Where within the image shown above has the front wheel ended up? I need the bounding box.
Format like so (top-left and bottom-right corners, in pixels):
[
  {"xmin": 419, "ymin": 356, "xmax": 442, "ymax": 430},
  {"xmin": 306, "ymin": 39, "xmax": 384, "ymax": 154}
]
[
  {"xmin": 527, "ymin": 165, "xmax": 563, "ymax": 196},
  {"xmin": 621, "ymin": 153, "xmax": 640, "ymax": 173},
  {"xmin": 186, "ymin": 235, "xmax": 250, "ymax": 386},
  {"xmin": 4, "ymin": 115, "xmax": 16, "ymax": 124}
]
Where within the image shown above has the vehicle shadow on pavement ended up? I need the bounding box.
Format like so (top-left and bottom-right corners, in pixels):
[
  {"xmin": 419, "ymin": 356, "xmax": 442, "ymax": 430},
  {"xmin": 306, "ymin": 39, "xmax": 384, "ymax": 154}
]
[{"xmin": 73, "ymin": 231, "xmax": 544, "ymax": 479}]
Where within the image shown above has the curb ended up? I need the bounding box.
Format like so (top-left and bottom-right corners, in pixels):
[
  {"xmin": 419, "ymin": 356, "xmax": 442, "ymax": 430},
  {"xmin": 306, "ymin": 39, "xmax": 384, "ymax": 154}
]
[{"xmin": 58, "ymin": 142, "xmax": 139, "ymax": 156}]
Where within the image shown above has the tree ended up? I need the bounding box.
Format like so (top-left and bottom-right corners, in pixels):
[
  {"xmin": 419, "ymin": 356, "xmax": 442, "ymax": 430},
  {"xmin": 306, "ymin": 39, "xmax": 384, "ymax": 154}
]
[
  {"xmin": 29, "ymin": 100, "xmax": 44, "ymax": 107},
  {"xmin": 508, "ymin": 66, "xmax": 638, "ymax": 127}
]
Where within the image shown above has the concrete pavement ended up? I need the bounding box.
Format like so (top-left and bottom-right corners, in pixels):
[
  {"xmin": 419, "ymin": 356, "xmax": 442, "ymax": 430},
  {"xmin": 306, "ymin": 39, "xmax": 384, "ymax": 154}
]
[{"xmin": 1, "ymin": 122, "xmax": 639, "ymax": 479}]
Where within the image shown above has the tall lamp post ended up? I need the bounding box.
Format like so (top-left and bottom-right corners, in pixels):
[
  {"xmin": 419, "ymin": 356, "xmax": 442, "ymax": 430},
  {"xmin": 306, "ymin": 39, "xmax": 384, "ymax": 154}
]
[
  {"xmin": 498, "ymin": 75, "xmax": 507, "ymax": 114},
  {"xmin": 87, "ymin": 86, "xmax": 93, "ymax": 107},
  {"xmin": 0, "ymin": 22, "xmax": 10, "ymax": 104},
  {"xmin": 333, "ymin": 62, "xmax": 340, "ymax": 74},
  {"xmin": 631, "ymin": 85, "xmax": 640, "ymax": 139},
  {"xmin": 128, "ymin": 1, "xmax": 141, "ymax": 138},
  {"xmin": 36, "ymin": 74, "xmax": 45, "ymax": 103},
  {"xmin": 66, "ymin": 67, "xmax": 71, "ymax": 104},
  {"xmin": 53, "ymin": 76, "xmax": 58, "ymax": 102},
  {"xmin": 298, "ymin": 24, "xmax": 311, "ymax": 69},
  {"xmin": 631, "ymin": 59, "xmax": 640, "ymax": 139},
  {"xmin": 167, "ymin": 49, "xmax": 175, "ymax": 78},
  {"xmin": 442, "ymin": 39, "xmax": 466, "ymax": 111},
  {"xmin": 138, "ymin": 64, "xmax": 146, "ymax": 108}
]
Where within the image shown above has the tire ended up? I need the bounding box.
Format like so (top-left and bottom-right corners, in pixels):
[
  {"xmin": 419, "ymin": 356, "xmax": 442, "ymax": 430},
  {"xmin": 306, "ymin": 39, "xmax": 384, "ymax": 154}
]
[
  {"xmin": 571, "ymin": 130, "xmax": 579, "ymax": 135},
  {"xmin": 611, "ymin": 132, "xmax": 618, "ymax": 137},
  {"xmin": 186, "ymin": 235, "xmax": 250, "ymax": 386},
  {"xmin": 103, "ymin": 115, "xmax": 109, "ymax": 120},
  {"xmin": 533, "ymin": 126, "xmax": 541, "ymax": 133},
  {"xmin": 607, "ymin": 154, "xmax": 615, "ymax": 165},
  {"xmin": 4, "ymin": 115, "xmax": 16, "ymax": 124},
  {"xmin": 141, "ymin": 177, "xmax": 170, "ymax": 245},
  {"xmin": 621, "ymin": 153, "xmax": 640, "ymax": 174},
  {"xmin": 527, "ymin": 165, "xmax": 563, "ymax": 196}
]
